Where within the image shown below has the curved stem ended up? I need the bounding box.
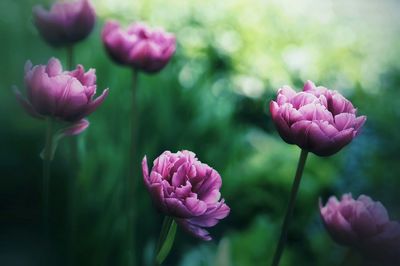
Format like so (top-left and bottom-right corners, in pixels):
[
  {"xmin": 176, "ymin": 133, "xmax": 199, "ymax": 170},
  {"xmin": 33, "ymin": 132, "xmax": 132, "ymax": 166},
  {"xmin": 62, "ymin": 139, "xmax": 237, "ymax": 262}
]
[
  {"xmin": 127, "ymin": 69, "xmax": 139, "ymax": 265},
  {"xmin": 271, "ymin": 149, "xmax": 308, "ymax": 266},
  {"xmin": 42, "ymin": 118, "xmax": 54, "ymax": 233}
]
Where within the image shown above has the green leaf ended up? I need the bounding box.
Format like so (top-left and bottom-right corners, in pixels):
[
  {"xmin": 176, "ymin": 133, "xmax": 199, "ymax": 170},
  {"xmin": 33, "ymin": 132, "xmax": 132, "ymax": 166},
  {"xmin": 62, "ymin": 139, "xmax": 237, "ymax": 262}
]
[
  {"xmin": 155, "ymin": 217, "xmax": 177, "ymax": 265},
  {"xmin": 40, "ymin": 133, "xmax": 62, "ymax": 161}
]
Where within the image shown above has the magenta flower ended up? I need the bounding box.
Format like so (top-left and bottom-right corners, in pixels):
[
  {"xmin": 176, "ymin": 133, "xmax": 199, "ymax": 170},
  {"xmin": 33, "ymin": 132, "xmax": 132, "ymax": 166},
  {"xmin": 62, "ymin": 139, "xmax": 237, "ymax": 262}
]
[
  {"xmin": 102, "ymin": 20, "xmax": 176, "ymax": 73},
  {"xmin": 320, "ymin": 194, "xmax": 400, "ymax": 264},
  {"xmin": 14, "ymin": 57, "xmax": 108, "ymax": 132},
  {"xmin": 270, "ymin": 80, "xmax": 366, "ymax": 156},
  {"xmin": 33, "ymin": 0, "xmax": 96, "ymax": 47},
  {"xmin": 142, "ymin": 150, "xmax": 230, "ymax": 240}
]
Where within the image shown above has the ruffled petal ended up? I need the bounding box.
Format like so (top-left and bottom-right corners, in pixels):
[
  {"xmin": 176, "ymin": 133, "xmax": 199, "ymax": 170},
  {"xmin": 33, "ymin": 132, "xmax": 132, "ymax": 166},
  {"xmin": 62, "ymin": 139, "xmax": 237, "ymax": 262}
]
[
  {"xmin": 176, "ymin": 219, "xmax": 212, "ymax": 241},
  {"xmin": 186, "ymin": 201, "xmax": 230, "ymax": 228},
  {"xmin": 59, "ymin": 118, "xmax": 89, "ymax": 136}
]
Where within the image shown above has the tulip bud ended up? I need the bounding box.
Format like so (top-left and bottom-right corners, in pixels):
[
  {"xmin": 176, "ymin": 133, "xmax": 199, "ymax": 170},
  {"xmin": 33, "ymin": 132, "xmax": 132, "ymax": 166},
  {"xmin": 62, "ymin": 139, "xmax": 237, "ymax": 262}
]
[
  {"xmin": 33, "ymin": 0, "xmax": 96, "ymax": 47},
  {"xmin": 14, "ymin": 57, "xmax": 108, "ymax": 127},
  {"xmin": 270, "ymin": 80, "xmax": 366, "ymax": 156},
  {"xmin": 142, "ymin": 150, "xmax": 230, "ymax": 240},
  {"xmin": 320, "ymin": 194, "xmax": 400, "ymax": 264},
  {"xmin": 102, "ymin": 20, "xmax": 176, "ymax": 73}
]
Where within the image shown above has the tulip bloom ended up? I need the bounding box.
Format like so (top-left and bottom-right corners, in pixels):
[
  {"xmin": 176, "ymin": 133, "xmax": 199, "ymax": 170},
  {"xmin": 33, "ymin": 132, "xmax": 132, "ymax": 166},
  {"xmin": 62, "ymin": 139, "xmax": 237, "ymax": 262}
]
[
  {"xmin": 320, "ymin": 194, "xmax": 400, "ymax": 264},
  {"xmin": 33, "ymin": 0, "xmax": 96, "ymax": 47},
  {"xmin": 102, "ymin": 20, "xmax": 176, "ymax": 73},
  {"xmin": 142, "ymin": 150, "xmax": 230, "ymax": 240},
  {"xmin": 14, "ymin": 57, "xmax": 108, "ymax": 133},
  {"xmin": 270, "ymin": 81, "xmax": 366, "ymax": 156}
]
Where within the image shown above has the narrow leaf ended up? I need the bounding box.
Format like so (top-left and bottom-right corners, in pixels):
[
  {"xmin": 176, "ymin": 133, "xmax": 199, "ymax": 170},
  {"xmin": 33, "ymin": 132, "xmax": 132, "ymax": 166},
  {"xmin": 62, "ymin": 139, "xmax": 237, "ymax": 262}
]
[{"xmin": 156, "ymin": 219, "xmax": 177, "ymax": 265}]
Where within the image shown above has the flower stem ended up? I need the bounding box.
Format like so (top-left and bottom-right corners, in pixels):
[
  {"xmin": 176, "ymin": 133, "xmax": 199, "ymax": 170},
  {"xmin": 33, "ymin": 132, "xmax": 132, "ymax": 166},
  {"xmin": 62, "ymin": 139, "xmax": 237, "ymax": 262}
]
[
  {"xmin": 271, "ymin": 149, "xmax": 308, "ymax": 266},
  {"xmin": 42, "ymin": 118, "xmax": 54, "ymax": 234},
  {"xmin": 127, "ymin": 69, "xmax": 139, "ymax": 265},
  {"xmin": 66, "ymin": 45, "xmax": 78, "ymax": 266},
  {"xmin": 154, "ymin": 216, "xmax": 177, "ymax": 266},
  {"xmin": 66, "ymin": 45, "xmax": 74, "ymax": 70}
]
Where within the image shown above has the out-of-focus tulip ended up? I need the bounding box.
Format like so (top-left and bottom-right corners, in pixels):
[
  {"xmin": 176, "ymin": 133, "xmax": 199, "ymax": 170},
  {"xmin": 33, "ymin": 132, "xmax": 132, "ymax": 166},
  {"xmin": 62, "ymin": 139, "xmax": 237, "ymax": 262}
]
[
  {"xmin": 269, "ymin": 80, "xmax": 366, "ymax": 156},
  {"xmin": 14, "ymin": 57, "xmax": 108, "ymax": 130},
  {"xmin": 33, "ymin": 0, "xmax": 96, "ymax": 47},
  {"xmin": 320, "ymin": 194, "xmax": 400, "ymax": 264},
  {"xmin": 102, "ymin": 20, "xmax": 176, "ymax": 73},
  {"xmin": 142, "ymin": 150, "xmax": 230, "ymax": 240}
]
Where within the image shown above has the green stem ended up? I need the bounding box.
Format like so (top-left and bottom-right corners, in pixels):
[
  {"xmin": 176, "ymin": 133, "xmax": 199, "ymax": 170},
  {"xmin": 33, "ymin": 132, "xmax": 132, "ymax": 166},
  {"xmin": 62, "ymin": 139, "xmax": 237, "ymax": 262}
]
[
  {"xmin": 66, "ymin": 45, "xmax": 74, "ymax": 70},
  {"xmin": 127, "ymin": 69, "xmax": 139, "ymax": 265},
  {"xmin": 66, "ymin": 45, "xmax": 78, "ymax": 266},
  {"xmin": 42, "ymin": 118, "xmax": 54, "ymax": 233},
  {"xmin": 271, "ymin": 149, "xmax": 308, "ymax": 266},
  {"xmin": 154, "ymin": 216, "xmax": 177, "ymax": 266}
]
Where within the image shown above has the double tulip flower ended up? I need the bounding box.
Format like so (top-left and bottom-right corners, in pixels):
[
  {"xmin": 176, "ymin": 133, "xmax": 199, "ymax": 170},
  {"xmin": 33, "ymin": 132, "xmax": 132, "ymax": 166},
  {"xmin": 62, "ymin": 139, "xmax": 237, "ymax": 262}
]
[
  {"xmin": 320, "ymin": 194, "xmax": 400, "ymax": 264},
  {"xmin": 142, "ymin": 150, "xmax": 230, "ymax": 241},
  {"xmin": 33, "ymin": 0, "xmax": 96, "ymax": 48},
  {"xmin": 15, "ymin": 58, "xmax": 108, "ymax": 133},
  {"xmin": 270, "ymin": 80, "xmax": 366, "ymax": 156},
  {"xmin": 102, "ymin": 20, "xmax": 176, "ymax": 73}
]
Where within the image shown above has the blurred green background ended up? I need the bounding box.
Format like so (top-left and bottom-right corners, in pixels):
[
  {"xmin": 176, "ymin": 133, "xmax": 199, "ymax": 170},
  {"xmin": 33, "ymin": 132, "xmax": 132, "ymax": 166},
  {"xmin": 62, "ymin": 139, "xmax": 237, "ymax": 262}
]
[{"xmin": 1, "ymin": 0, "xmax": 400, "ymax": 265}]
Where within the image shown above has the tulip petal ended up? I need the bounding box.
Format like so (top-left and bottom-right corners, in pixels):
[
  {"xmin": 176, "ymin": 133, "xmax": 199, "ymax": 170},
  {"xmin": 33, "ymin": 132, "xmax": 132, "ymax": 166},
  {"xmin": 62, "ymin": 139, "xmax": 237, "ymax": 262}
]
[
  {"xmin": 290, "ymin": 120, "xmax": 313, "ymax": 149},
  {"xmin": 73, "ymin": 88, "xmax": 109, "ymax": 120},
  {"xmin": 46, "ymin": 58, "xmax": 63, "ymax": 77},
  {"xmin": 351, "ymin": 202, "xmax": 377, "ymax": 238},
  {"xmin": 303, "ymin": 80, "xmax": 316, "ymax": 91},
  {"xmin": 59, "ymin": 119, "xmax": 89, "ymax": 136},
  {"xmin": 177, "ymin": 219, "xmax": 212, "ymax": 241},
  {"xmin": 270, "ymin": 103, "xmax": 295, "ymax": 144},
  {"xmin": 171, "ymin": 163, "xmax": 188, "ymax": 187},
  {"xmin": 298, "ymin": 103, "xmax": 333, "ymax": 122},
  {"xmin": 187, "ymin": 201, "xmax": 230, "ymax": 228},
  {"xmin": 194, "ymin": 169, "xmax": 222, "ymax": 201},
  {"xmin": 276, "ymin": 86, "xmax": 297, "ymax": 104},
  {"xmin": 353, "ymin": 115, "xmax": 367, "ymax": 134},
  {"xmin": 358, "ymin": 195, "xmax": 389, "ymax": 226},
  {"xmin": 142, "ymin": 156, "xmax": 150, "ymax": 180},
  {"xmin": 185, "ymin": 197, "xmax": 207, "ymax": 216},
  {"xmin": 164, "ymin": 198, "xmax": 193, "ymax": 218}
]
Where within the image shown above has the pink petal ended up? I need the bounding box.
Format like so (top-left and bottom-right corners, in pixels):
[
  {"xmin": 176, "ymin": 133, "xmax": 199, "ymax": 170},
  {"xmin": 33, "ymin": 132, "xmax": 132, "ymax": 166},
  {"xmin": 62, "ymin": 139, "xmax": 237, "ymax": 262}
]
[
  {"xmin": 303, "ymin": 80, "xmax": 316, "ymax": 91},
  {"xmin": 187, "ymin": 202, "xmax": 230, "ymax": 227},
  {"xmin": 350, "ymin": 202, "xmax": 378, "ymax": 238},
  {"xmin": 297, "ymin": 103, "xmax": 333, "ymax": 122},
  {"xmin": 59, "ymin": 118, "xmax": 89, "ymax": 136},
  {"xmin": 177, "ymin": 219, "xmax": 212, "ymax": 241},
  {"xmin": 164, "ymin": 198, "xmax": 193, "ymax": 218},
  {"xmin": 74, "ymin": 88, "xmax": 109, "ymax": 120},
  {"xmin": 334, "ymin": 113, "xmax": 356, "ymax": 131},
  {"xmin": 46, "ymin": 58, "xmax": 63, "ymax": 77},
  {"xmin": 184, "ymin": 197, "xmax": 207, "ymax": 216},
  {"xmin": 353, "ymin": 115, "xmax": 366, "ymax": 133},
  {"xmin": 276, "ymin": 86, "xmax": 296, "ymax": 104},
  {"xmin": 142, "ymin": 156, "xmax": 150, "ymax": 180}
]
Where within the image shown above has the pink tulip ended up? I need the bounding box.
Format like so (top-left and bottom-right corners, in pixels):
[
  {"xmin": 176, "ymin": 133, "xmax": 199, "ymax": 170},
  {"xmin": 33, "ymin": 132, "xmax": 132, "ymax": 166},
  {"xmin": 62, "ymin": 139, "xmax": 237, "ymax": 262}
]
[
  {"xmin": 320, "ymin": 194, "xmax": 400, "ymax": 264},
  {"xmin": 33, "ymin": 0, "xmax": 96, "ymax": 47},
  {"xmin": 142, "ymin": 150, "xmax": 230, "ymax": 240},
  {"xmin": 270, "ymin": 80, "xmax": 366, "ymax": 156},
  {"xmin": 102, "ymin": 20, "xmax": 176, "ymax": 73},
  {"xmin": 14, "ymin": 57, "xmax": 108, "ymax": 133}
]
